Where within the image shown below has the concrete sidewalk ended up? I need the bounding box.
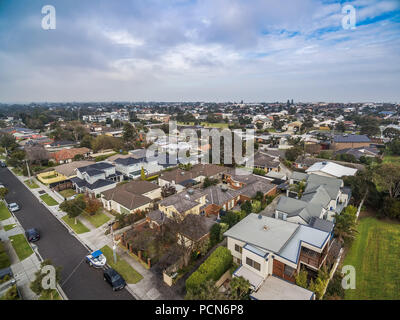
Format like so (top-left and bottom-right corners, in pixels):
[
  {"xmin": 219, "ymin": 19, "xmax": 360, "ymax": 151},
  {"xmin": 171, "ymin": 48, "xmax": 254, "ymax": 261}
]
[{"xmin": 9, "ymin": 168, "xmax": 182, "ymax": 300}]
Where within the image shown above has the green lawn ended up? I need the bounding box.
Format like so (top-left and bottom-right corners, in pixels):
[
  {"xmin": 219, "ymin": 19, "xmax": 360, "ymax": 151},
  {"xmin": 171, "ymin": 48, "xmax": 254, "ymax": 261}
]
[
  {"xmin": 343, "ymin": 217, "xmax": 400, "ymax": 300},
  {"xmin": 9, "ymin": 234, "xmax": 33, "ymax": 261},
  {"xmin": 40, "ymin": 194, "xmax": 58, "ymax": 206},
  {"xmin": 59, "ymin": 189, "xmax": 76, "ymax": 198},
  {"xmin": 3, "ymin": 224, "xmax": 16, "ymax": 231},
  {"xmin": 61, "ymin": 216, "xmax": 90, "ymax": 234},
  {"xmin": 11, "ymin": 168, "xmax": 23, "ymax": 176},
  {"xmin": 383, "ymin": 155, "xmax": 400, "ymax": 164},
  {"xmin": 25, "ymin": 180, "xmax": 40, "ymax": 189},
  {"xmin": 82, "ymin": 210, "xmax": 110, "ymax": 228},
  {"xmin": 0, "ymin": 202, "xmax": 11, "ymax": 221},
  {"xmin": 0, "ymin": 241, "xmax": 11, "ymax": 269},
  {"xmin": 100, "ymin": 245, "xmax": 143, "ymax": 284}
]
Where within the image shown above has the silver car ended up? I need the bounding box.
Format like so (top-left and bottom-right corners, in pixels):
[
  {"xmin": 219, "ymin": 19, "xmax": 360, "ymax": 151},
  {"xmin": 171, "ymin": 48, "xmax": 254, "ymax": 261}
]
[{"xmin": 8, "ymin": 203, "xmax": 20, "ymax": 212}]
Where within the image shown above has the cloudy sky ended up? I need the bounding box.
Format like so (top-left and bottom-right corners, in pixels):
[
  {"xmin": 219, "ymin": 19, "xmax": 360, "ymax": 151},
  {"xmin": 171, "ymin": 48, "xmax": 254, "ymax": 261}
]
[{"xmin": 0, "ymin": 0, "xmax": 399, "ymax": 103}]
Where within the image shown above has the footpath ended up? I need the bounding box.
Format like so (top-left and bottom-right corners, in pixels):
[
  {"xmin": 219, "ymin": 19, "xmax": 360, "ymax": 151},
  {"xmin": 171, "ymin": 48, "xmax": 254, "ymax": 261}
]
[{"xmin": 8, "ymin": 168, "xmax": 181, "ymax": 300}]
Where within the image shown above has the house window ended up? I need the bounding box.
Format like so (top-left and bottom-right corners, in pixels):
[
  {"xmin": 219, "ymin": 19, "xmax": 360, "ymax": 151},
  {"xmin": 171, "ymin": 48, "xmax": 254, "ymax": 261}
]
[
  {"xmin": 246, "ymin": 257, "xmax": 261, "ymax": 271},
  {"xmin": 235, "ymin": 244, "xmax": 242, "ymax": 253}
]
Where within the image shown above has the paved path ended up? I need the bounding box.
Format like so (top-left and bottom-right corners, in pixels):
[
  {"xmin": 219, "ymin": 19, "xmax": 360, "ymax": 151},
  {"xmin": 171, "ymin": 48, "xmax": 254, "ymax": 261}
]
[{"xmin": 1, "ymin": 167, "xmax": 133, "ymax": 300}]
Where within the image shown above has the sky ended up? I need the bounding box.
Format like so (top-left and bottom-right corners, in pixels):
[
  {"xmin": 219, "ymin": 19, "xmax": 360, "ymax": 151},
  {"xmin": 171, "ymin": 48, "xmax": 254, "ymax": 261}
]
[{"xmin": 0, "ymin": 0, "xmax": 399, "ymax": 103}]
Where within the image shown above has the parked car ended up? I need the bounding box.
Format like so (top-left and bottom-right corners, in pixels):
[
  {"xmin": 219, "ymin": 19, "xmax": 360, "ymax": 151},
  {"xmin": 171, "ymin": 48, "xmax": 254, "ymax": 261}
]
[
  {"xmin": 85, "ymin": 250, "xmax": 107, "ymax": 268},
  {"xmin": 7, "ymin": 203, "xmax": 20, "ymax": 212},
  {"xmin": 0, "ymin": 184, "xmax": 5, "ymax": 189},
  {"xmin": 25, "ymin": 228, "xmax": 40, "ymax": 242},
  {"xmin": 0, "ymin": 161, "xmax": 6, "ymax": 168},
  {"xmin": 103, "ymin": 268, "xmax": 126, "ymax": 291}
]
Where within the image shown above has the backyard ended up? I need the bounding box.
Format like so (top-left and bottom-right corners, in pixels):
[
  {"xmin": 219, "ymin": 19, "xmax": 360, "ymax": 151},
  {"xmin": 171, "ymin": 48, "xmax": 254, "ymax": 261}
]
[
  {"xmin": 0, "ymin": 202, "xmax": 11, "ymax": 221},
  {"xmin": 343, "ymin": 217, "xmax": 400, "ymax": 299},
  {"xmin": 9, "ymin": 234, "xmax": 33, "ymax": 261}
]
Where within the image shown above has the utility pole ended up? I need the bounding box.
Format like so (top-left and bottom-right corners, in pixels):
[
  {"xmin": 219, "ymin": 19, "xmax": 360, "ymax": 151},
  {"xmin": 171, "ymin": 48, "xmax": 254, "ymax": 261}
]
[{"xmin": 25, "ymin": 160, "xmax": 32, "ymax": 184}]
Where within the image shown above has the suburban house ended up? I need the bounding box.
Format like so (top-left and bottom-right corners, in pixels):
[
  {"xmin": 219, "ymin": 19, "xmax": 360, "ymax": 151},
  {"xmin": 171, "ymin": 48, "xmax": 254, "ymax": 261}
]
[
  {"xmin": 101, "ymin": 180, "xmax": 161, "ymax": 215},
  {"xmin": 331, "ymin": 134, "xmax": 371, "ymax": 151},
  {"xmin": 70, "ymin": 162, "xmax": 123, "ymax": 195},
  {"xmin": 50, "ymin": 147, "xmax": 91, "ymax": 164},
  {"xmin": 158, "ymin": 164, "xmax": 228, "ymax": 193},
  {"xmin": 305, "ymin": 161, "xmax": 357, "ymax": 178},
  {"xmin": 275, "ymin": 172, "xmax": 351, "ymax": 224},
  {"xmin": 146, "ymin": 188, "xmax": 207, "ymax": 229},
  {"xmin": 333, "ymin": 146, "xmax": 380, "ymax": 160},
  {"xmin": 202, "ymin": 185, "xmax": 242, "ymax": 215},
  {"xmin": 146, "ymin": 189, "xmax": 216, "ymax": 247},
  {"xmin": 222, "ymin": 169, "xmax": 278, "ymax": 196},
  {"xmin": 252, "ymin": 152, "xmax": 281, "ymax": 173},
  {"xmin": 224, "ymin": 214, "xmax": 334, "ymax": 300}
]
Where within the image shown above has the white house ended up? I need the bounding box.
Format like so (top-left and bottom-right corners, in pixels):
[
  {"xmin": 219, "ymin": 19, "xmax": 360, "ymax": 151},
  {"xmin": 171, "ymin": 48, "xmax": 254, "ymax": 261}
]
[{"xmin": 224, "ymin": 214, "xmax": 333, "ymax": 300}]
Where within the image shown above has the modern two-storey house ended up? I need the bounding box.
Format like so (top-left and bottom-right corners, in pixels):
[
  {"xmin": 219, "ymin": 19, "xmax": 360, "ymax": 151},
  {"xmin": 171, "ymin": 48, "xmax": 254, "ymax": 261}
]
[{"xmin": 224, "ymin": 213, "xmax": 334, "ymax": 300}]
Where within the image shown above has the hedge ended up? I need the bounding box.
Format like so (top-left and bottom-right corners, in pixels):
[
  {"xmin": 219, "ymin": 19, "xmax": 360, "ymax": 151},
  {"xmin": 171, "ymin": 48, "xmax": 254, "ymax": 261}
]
[{"xmin": 186, "ymin": 246, "xmax": 232, "ymax": 293}]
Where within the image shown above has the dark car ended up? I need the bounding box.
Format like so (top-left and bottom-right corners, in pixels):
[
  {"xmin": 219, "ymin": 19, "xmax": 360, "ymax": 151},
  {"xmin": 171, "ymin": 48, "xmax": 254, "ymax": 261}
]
[
  {"xmin": 0, "ymin": 161, "xmax": 6, "ymax": 168},
  {"xmin": 103, "ymin": 268, "xmax": 126, "ymax": 291},
  {"xmin": 25, "ymin": 228, "xmax": 40, "ymax": 242}
]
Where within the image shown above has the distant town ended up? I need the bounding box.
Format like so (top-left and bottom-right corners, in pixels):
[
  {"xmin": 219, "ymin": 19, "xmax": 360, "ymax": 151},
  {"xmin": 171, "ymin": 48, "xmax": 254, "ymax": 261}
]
[{"xmin": 0, "ymin": 100, "xmax": 399, "ymax": 301}]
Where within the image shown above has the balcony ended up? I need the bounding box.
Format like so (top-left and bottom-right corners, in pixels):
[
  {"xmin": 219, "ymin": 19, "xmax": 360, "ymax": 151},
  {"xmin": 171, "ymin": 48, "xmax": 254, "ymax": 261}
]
[{"xmin": 299, "ymin": 247, "xmax": 327, "ymax": 269}]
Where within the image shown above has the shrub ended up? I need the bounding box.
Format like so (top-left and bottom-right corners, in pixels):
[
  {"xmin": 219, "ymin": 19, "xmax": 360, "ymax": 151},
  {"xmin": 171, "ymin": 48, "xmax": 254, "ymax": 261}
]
[{"xmin": 186, "ymin": 247, "xmax": 232, "ymax": 294}]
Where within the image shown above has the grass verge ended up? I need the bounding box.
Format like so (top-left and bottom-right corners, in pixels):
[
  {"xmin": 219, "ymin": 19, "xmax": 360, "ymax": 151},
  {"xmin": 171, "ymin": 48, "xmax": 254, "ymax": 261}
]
[
  {"xmin": 3, "ymin": 224, "xmax": 16, "ymax": 231},
  {"xmin": 40, "ymin": 194, "xmax": 58, "ymax": 206},
  {"xmin": 0, "ymin": 202, "xmax": 11, "ymax": 221},
  {"xmin": 100, "ymin": 245, "xmax": 143, "ymax": 284}
]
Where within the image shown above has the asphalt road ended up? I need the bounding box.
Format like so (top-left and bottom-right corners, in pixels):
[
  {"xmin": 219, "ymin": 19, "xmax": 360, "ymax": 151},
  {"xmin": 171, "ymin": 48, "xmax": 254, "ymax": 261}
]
[{"xmin": 0, "ymin": 167, "xmax": 134, "ymax": 300}]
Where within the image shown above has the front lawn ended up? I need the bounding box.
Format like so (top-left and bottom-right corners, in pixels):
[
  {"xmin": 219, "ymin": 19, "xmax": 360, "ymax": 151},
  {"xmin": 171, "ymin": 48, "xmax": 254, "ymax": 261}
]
[
  {"xmin": 100, "ymin": 245, "xmax": 143, "ymax": 284},
  {"xmin": 343, "ymin": 217, "xmax": 400, "ymax": 300},
  {"xmin": 82, "ymin": 210, "xmax": 110, "ymax": 228},
  {"xmin": 59, "ymin": 189, "xmax": 76, "ymax": 198},
  {"xmin": 25, "ymin": 180, "xmax": 40, "ymax": 189},
  {"xmin": 9, "ymin": 234, "xmax": 33, "ymax": 261},
  {"xmin": 0, "ymin": 202, "xmax": 11, "ymax": 221},
  {"xmin": 61, "ymin": 216, "xmax": 90, "ymax": 234},
  {"xmin": 0, "ymin": 241, "xmax": 11, "ymax": 269},
  {"xmin": 3, "ymin": 224, "xmax": 16, "ymax": 231},
  {"xmin": 40, "ymin": 194, "xmax": 58, "ymax": 206}
]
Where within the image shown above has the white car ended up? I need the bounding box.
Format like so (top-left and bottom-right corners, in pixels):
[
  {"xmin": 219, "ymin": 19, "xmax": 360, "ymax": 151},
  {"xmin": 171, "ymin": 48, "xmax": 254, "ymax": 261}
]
[
  {"xmin": 85, "ymin": 250, "xmax": 107, "ymax": 268},
  {"xmin": 7, "ymin": 203, "xmax": 20, "ymax": 212}
]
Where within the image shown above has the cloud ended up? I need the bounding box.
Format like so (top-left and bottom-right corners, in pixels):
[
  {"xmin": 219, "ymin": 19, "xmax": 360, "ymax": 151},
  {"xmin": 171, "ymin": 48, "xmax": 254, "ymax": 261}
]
[{"xmin": 0, "ymin": 0, "xmax": 399, "ymax": 102}]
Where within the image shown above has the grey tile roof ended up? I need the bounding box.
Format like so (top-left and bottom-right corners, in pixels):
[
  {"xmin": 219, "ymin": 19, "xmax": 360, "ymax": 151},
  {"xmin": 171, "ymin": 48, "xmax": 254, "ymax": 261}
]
[{"xmin": 309, "ymin": 217, "xmax": 334, "ymax": 233}]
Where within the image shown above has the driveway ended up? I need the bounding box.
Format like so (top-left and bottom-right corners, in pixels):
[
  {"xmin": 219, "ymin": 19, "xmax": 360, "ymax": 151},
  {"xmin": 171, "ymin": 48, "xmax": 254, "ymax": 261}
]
[
  {"xmin": 0, "ymin": 167, "xmax": 133, "ymax": 300},
  {"xmin": 260, "ymin": 194, "xmax": 282, "ymax": 217}
]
